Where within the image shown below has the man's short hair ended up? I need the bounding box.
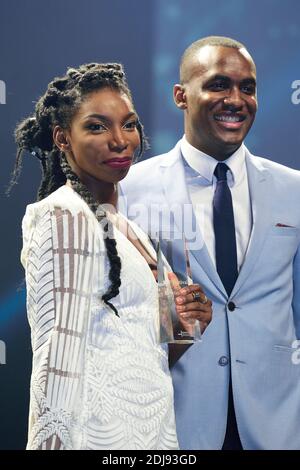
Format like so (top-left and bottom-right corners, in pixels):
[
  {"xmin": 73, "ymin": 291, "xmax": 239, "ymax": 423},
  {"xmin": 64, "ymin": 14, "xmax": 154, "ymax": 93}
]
[{"xmin": 180, "ymin": 36, "xmax": 249, "ymax": 83}]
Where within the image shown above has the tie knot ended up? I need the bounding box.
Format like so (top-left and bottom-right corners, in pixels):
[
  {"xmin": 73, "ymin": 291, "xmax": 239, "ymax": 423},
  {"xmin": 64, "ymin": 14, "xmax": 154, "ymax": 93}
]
[{"xmin": 214, "ymin": 162, "xmax": 229, "ymax": 182}]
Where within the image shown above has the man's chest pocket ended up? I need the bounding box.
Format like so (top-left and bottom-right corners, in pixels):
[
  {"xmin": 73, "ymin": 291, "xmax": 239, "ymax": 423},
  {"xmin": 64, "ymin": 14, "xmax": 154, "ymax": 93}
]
[
  {"xmin": 270, "ymin": 226, "xmax": 300, "ymax": 237},
  {"xmin": 261, "ymin": 226, "xmax": 300, "ymax": 266}
]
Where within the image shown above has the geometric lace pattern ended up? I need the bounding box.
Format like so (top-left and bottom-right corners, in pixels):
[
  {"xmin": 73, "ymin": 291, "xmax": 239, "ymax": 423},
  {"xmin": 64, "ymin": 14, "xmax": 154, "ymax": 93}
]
[{"xmin": 21, "ymin": 185, "xmax": 178, "ymax": 450}]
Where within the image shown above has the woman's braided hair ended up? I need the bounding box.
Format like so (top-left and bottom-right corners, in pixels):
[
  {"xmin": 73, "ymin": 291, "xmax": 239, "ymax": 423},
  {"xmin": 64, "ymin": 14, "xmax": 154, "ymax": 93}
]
[{"xmin": 12, "ymin": 63, "xmax": 147, "ymax": 316}]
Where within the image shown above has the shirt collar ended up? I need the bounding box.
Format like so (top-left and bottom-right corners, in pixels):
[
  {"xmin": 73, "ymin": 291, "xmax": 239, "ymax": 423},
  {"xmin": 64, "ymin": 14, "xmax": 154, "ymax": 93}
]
[{"xmin": 180, "ymin": 135, "xmax": 246, "ymax": 185}]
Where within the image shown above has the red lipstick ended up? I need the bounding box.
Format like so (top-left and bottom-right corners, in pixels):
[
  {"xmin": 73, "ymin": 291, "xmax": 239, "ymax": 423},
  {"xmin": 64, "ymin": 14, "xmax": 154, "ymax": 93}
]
[{"xmin": 104, "ymin": 157, "xmax": 132, "ymax": 169}]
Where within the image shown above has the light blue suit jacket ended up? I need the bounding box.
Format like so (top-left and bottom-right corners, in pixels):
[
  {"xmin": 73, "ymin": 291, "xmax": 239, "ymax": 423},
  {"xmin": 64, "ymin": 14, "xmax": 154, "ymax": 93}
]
[{"xmin": 120, "ymin": 141, "xmax": 300, "ymax": 450}]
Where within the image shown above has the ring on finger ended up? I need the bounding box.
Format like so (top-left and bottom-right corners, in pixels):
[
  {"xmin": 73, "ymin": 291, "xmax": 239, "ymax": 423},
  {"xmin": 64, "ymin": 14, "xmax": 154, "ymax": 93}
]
[
  {"xmin": 200, "ymin": 294, "xmax": 208, "ymax": 304},
  {"xmin": 192, "ymin": 291, "xmax": 201, "ymax": 301},
  {"xmin": 192, "ymin": 291, "xmax": 208, "ymax": 304}
]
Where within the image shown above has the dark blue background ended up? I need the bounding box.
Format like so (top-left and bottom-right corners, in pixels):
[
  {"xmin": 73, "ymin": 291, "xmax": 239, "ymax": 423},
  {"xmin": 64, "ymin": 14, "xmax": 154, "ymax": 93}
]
[{"xmin": 0, "ymin": 0, "xmax": 299, "ymax": 449}]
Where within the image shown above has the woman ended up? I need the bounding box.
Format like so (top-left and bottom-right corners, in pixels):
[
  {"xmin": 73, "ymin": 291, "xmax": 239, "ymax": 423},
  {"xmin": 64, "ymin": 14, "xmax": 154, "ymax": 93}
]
[{"xmin": 13, "ymin": 63, "xmax": 212, "ymax": 450}]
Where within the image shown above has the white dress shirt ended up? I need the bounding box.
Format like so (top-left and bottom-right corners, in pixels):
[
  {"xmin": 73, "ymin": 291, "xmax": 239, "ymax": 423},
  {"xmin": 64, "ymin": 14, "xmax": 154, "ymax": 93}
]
[{"xmin": 181, "ymin": 135, "xmax": 252, "ymax": 271}]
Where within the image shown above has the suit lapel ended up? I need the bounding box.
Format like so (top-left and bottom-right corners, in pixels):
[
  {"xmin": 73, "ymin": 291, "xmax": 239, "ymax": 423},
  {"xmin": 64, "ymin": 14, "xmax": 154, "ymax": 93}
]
[
  {"xmin": 231, "ymin": 150, "xmax": 272, "ymax": 297},
  {"xmin": 159, "ymin": 144, "xmax": 226, "ymax": 296},
  {"xmin": 160, "ymin": 146, "xmax": 273, "ymax": 298}
]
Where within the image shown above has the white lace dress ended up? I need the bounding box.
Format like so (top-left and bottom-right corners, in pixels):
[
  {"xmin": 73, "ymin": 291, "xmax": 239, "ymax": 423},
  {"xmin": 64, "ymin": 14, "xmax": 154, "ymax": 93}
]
[{"xmin": 21, "ymin": 185, "xmax": 178, "ymax": 450}]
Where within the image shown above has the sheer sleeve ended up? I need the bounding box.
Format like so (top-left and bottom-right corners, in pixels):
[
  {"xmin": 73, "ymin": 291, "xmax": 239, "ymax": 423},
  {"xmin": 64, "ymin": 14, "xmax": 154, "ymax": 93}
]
[{"xmin": 22, "ymin": 202, "xmax": 102, "ymax": 450}]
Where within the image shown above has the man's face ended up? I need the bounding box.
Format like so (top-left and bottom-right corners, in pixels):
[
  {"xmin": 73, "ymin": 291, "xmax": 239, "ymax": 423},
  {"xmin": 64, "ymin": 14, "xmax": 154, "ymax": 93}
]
[{"xmin": 174, "ymin": 45, "xmax": 257, "ymax": 160}]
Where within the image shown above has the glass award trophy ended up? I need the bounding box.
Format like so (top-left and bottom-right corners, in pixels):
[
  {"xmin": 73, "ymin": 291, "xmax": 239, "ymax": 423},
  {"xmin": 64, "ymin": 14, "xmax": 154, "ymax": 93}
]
[{"xmin": 157, "ymin": 235, "xmax": 202, "ymax": 344}]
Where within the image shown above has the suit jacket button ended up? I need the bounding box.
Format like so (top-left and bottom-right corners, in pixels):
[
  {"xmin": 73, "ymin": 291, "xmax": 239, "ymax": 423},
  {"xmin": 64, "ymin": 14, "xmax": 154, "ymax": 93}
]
[
  {"xmin": 218, "ymin": 356, "xmax": 229, "ymax": 366},
  {"xmin": 228, "ymin": 301, "xmax": 236, "ymax": 311}
]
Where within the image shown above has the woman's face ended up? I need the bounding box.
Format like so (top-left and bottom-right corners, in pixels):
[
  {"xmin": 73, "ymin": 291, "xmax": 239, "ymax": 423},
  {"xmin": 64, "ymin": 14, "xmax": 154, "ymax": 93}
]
[{"xmin": 63, "ymin": 88, "xmax": 140, "ymax": 185}]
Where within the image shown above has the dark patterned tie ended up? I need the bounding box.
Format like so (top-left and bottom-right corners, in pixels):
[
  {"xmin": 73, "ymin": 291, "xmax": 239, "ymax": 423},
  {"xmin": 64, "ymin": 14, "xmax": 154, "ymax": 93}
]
[{"xmin": 213, "ymin": 163, "xmax": 238, "ymax": 296}]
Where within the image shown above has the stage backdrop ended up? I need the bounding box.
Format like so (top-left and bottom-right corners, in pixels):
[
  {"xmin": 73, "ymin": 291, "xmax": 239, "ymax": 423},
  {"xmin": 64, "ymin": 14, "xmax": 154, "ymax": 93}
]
[{"xmin": 0, "ymin": 0, "xmax": 299, "ymax": 449}]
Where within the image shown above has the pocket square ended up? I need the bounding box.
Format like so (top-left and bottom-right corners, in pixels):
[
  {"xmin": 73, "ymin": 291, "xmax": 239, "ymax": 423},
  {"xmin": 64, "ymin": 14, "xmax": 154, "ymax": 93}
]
[{"xmin": 275, "ymin": 223, "xmax": 296, "ymax": 228}]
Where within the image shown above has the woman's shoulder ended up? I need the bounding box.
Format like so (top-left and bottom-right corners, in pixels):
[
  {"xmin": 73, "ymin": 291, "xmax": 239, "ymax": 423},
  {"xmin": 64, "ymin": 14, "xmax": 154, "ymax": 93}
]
[
  {"xmin": 24, "ymin": 185, "xmax": 93, "ymax": 224},
  {"xmin": 21, "ymin": 186, "xmax": 104, "ymax": 267}
]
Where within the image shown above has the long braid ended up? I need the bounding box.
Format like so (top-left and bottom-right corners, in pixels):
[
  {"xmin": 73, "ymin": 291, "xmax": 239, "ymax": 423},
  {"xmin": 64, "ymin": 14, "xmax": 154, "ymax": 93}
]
[
  {"xmin": 38, "ymin": 148, "xmax": 66, "ymax": 200},
  {"xmin": 12, "ymin": 62, "xmax": 147, "ymax": 315},
  {"xmin": 60, "ymin": 154, "xmax": 121, "ymax": 315}
]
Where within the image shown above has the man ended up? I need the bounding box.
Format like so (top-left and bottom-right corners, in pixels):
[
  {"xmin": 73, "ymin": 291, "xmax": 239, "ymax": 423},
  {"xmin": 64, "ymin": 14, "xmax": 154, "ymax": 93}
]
[{"xmin": 120, "ymin": 36, "xmax": 300, "ymax": 449}]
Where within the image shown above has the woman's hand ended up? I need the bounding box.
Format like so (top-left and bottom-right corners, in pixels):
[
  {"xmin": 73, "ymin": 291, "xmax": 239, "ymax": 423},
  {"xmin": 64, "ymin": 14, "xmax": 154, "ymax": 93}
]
[{"xmin": 168, "ymin": 272, "xmax": 212, "ymax": 335}]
